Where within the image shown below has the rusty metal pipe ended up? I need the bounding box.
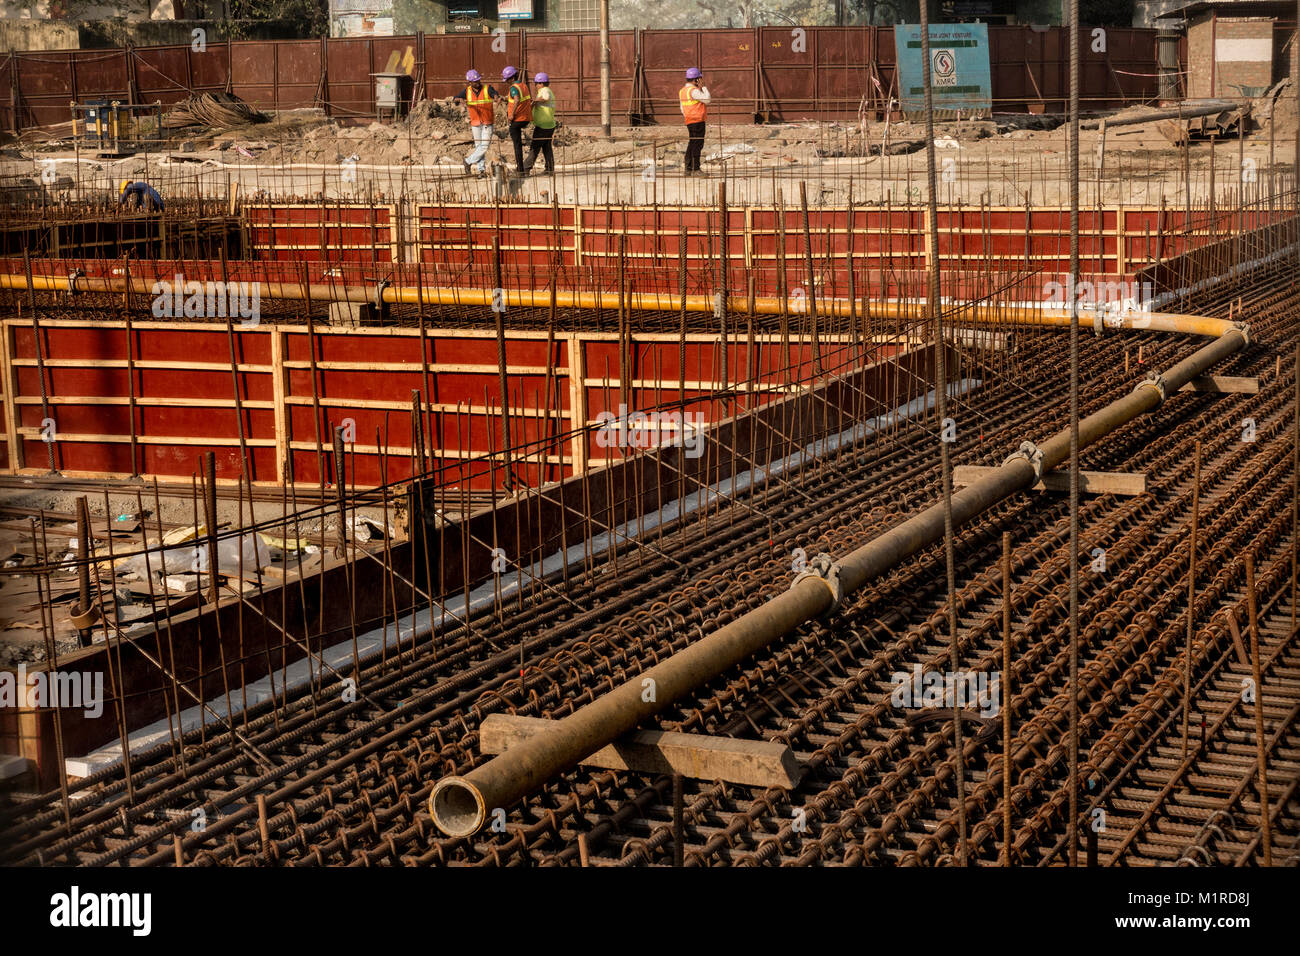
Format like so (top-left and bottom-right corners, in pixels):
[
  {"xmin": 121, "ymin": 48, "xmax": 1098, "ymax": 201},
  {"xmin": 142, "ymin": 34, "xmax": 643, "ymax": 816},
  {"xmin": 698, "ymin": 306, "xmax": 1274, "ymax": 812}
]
[{"xmin": 430, "ymin": 321, "xmax": 1251, "ymax": 837}]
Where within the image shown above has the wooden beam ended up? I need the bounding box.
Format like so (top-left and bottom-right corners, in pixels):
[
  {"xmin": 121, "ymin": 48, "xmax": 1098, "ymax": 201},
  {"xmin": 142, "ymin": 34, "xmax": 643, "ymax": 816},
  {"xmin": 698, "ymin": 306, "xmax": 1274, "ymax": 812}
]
[
  {"xmin": 479, "ymin": 714, "xmax": 803, "ymax": 789},
  {"xmin": 1179, "ymin": 374, "xmax": 1259, "ymax": 395},
  {"xmin": 565, "ymin": 332, "xmax": 587, "ymax": 475},
  {"xmin": 0, "ymin": 322, "xmax": 20, "ymax": 473},
  {"xmin": 271, "ymin": 327, "xmax": 287, "ymax": 483},
  {"xmin": 953, "ymin": 465, "xmax": 1147, "ymax": 496}
]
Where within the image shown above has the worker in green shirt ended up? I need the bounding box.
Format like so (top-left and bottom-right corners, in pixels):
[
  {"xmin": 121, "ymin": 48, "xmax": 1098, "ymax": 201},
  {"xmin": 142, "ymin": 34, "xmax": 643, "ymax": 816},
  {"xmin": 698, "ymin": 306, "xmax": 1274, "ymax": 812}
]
[{"xmin": 522, "ymin": 73, "xmax": 557, "ymax": 176}]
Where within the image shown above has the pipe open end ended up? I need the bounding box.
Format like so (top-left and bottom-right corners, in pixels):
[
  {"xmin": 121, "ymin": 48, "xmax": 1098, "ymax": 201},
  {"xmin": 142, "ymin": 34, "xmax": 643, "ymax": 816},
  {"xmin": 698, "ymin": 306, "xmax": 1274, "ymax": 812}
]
[{"xmin": 430, "ymin": 777, "xmax": 486, "ymax": 838}]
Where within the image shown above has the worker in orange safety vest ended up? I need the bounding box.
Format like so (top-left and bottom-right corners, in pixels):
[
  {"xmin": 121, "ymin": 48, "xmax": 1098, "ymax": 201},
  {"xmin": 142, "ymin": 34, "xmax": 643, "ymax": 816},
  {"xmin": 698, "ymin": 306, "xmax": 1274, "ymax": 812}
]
[
  {"xmin": 679, "ymin": 67, "xmax": 710, "ymax": 175},
  {"xmin": 453, "ymin": 69, "xmax": 502, "ymax": 176},
  {"xmin": 502, "ymin": 65, "xmax": 533, "ymax": 172}
]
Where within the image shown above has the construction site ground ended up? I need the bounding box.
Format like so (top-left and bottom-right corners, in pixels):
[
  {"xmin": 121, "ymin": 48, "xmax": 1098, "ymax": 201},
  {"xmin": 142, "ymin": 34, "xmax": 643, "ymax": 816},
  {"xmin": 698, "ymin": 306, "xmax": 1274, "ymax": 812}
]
[{"xmin": 2, "ymin": 96, "xmax": 1299, "ymax": 206}]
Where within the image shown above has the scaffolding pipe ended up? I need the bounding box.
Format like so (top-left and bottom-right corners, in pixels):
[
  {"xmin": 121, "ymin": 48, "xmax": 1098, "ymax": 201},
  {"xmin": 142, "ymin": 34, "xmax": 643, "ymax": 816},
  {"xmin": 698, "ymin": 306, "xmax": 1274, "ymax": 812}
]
[
  {"xmin": 0, "ymin": 271, "xmax": 1240, "ymax": 337},
  {"xmin": 428, "ymin": 320, "xmax": 1250, "ymax": 836}
]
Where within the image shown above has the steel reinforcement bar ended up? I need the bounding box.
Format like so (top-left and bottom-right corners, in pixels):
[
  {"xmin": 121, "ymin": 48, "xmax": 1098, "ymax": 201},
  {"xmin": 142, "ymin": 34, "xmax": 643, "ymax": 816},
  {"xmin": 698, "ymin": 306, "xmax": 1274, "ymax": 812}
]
[{"xmin": 427, "ymin": 311, "xmax": 1251, "ymax": 836}]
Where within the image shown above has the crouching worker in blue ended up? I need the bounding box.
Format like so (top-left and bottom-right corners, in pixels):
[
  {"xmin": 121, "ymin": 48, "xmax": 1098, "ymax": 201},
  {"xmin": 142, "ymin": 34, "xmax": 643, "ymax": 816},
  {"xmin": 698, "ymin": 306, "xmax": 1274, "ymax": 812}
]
[{"xmin": 119, "ymin": 180, "xmax": 164, "ymax": 212}]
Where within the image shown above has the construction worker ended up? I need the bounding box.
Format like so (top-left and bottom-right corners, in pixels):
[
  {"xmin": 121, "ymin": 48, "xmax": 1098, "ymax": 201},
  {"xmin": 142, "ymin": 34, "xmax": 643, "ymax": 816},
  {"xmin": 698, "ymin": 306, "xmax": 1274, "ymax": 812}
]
[
  {"xmin": 502, "ymin": 66, "xmax": 532, "ymax": 172},
  {"xmin": 453, "ymin": 69, "xmax": 501, "ymax": 176},
  {"xmin": 119, "ymin": 180, "xmax": 164, "ymax": 212},
  {"xmin": 522, "ymin": 72, "xmax": 557, "ymax": 176},
  {"xmin": 679, "ymin": 67, "xmax": 710, "ymax": 175}
]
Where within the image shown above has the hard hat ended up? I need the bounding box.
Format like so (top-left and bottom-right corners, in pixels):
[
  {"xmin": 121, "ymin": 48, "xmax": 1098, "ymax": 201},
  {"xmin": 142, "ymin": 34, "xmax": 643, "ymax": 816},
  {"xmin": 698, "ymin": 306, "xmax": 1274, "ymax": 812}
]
[
  {"xmin": 502, "ymin": 65, "xmax": 518, "ymax": 82},
  {"xmin": 534, "ymin": 72, "xmax": 549, "ymax": 84},
  {"xmin": 686, "ymin": 67, "xmax": 703, "ymax": 80},
  {"xmin": 466, "ymin": 69, "xmax": 481, "ymax": 83},
  {"xmin": 119, "ymin": 179, "xmax": 131, "ymax": 194}
]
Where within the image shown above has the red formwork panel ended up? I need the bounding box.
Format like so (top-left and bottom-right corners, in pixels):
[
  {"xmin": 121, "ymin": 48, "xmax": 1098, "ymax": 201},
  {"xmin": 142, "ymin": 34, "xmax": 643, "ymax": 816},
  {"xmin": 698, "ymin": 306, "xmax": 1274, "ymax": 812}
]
[
  {"xmin": 246, "ymin": 205, "xmax": 395, "ymax": 262},
  {"xmin": 6, "ymin": 320, "xmax": 280, "ymax": 481},
  {"xmin": 277, "ymin": 326, "xmax": 573, "ymax": 487}
]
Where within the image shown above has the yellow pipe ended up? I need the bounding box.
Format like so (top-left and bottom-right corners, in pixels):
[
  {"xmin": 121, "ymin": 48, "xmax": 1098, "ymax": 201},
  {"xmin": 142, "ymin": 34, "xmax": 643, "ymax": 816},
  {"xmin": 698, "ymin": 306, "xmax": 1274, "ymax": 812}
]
[{"xmin": 0, "ymin": 273, "xmax": 1236, "ymax": 339}]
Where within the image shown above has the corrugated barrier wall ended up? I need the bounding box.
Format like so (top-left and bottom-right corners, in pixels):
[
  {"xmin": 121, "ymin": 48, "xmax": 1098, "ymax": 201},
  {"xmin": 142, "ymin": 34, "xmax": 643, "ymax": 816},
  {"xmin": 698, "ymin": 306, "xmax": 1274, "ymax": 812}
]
[{"xmin": 1, "ymin": 25, "xmax": 1171, "ymax": 131}]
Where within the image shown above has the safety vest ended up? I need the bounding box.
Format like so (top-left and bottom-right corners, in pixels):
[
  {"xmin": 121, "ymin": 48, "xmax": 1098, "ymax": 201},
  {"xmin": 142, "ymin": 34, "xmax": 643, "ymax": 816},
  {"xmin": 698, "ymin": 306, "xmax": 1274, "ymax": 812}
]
[
  {"xmin": 508, "ymin": 82, "xmax": 533, "ymax": 123},
  {"xmin": 466, "ymin": 84, "xmax": 494, "ymax": 126},
  {"xmin": 679, "ymin": 84, "xmax": 706, "ymax": 124},
  {"xmin": 532, "ymin": 89, "xmax": 557, "ymax": 129}
]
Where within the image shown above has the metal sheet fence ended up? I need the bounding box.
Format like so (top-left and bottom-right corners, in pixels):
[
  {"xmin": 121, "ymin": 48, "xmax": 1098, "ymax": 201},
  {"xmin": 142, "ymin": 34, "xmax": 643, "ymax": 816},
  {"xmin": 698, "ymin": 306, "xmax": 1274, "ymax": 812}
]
[{"xmin": 2, "ymin": 25, "xmax": 1169, "ymax": 132}]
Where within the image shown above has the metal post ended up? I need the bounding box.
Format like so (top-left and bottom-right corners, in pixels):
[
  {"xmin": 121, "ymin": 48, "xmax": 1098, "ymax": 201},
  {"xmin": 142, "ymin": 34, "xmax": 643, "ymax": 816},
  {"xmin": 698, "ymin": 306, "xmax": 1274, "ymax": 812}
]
[
  {"xmin": 1183, "ymin": 440, "xmax": 1201, "ymax": 761},
  {"xmin": 672, "ymin": 773, "xmax": 685, "ymax": 868},
  {"xmin": 202, "ymin": 451, "xmax": 219, "ymax": 605},
  {"xmin": 917, "ymin": 0, "xmax": 967, "ymax": 866},
  {"xmin": 73, "ymin": 497, "xmax": 94, "ymax": 647},
  {"xmin": 1002, "ymin": 531, "xmax": 1013, "ymax": 866},
  {"xmin": 1067, "ymin": 0, "xmax": 1083, "ymax": 869},
  {"xmin": 1245, "ymin": 555, "xmax": 1273, "ymax": 866},
  {"xmin": 599, "ymin": 0, "xmax": 612, "ymax": 139}
]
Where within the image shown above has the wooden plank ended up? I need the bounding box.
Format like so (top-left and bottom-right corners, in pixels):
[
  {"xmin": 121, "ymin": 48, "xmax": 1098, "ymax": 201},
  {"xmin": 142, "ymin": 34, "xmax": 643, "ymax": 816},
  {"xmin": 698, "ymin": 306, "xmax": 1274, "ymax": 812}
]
[
  {"xmin": 565, "ymin": 332, "xmax": 587, "ymax": 475},
  {"xmin": 0, "ymin": 322, "xmax": 19, "ymax": 472},
  {"xmin": 8, "ymin": 358, "xmax": 275, "ymax": 373},
  {"xmin": 13, "ymin": 429, "xmax": 277, "ymax": 447},
  {"xmin": 271, "ymin": 327, "xmax": 287, "ymax": 483},
  {"xmin": 479, "ymin": 714, "xmax": 804, "ymax": 788},
  {"xmin": 1179, "ymin": 375, "xmax": 1259, "ymax": 395},
  {"xmin": 953, "ymin": 465, "xmax": 1147, "ymax": 496},
  {"xmin": 278, "ymin": 360, "xmax": 562, "ymax": 375},
  {"xmin": 12, "ymin": 396, "xmax": 274, "ymax": 409}
]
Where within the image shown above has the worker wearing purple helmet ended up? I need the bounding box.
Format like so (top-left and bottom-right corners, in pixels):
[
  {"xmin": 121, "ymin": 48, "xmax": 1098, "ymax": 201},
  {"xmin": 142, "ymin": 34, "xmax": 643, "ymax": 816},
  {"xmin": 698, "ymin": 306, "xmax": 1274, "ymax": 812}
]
[
  {"xmin": 522, "ymin": 72, "xmax": 558, "ymax": 176},
  {"xmin": 452, "ymin": 68, "xmax": 502, "ymax": 176},
  {"xmin": 501, "ymin": 66, "xmax": 533, "ymax": 172},
  {"xmin": 679, "ymin": 67, "xmax": 710, "ymax": 175}
]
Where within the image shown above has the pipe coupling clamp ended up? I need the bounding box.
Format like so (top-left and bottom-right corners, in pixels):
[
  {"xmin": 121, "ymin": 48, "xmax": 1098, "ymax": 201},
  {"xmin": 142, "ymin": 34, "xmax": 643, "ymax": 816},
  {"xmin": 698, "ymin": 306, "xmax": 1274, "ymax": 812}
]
[
  {"xmin": 791, "ymin": 552, "xmax": 842, "ymax": 614},
  {"xmin": 373, "ymin": 278, "xmax": 391, "ymax": 310},
  {"xmin": 1134, "ymin": 372, "xmax": 1166, "ymax": 404},
  {"xmin": 713, "ymin": 291, "xmax": 727, "ymax": 320},
  {"xmin": 67, "ymin": 270, "xmax": 85, "ymax": 295},
  {"xmin": 1002, "ymin": 440, "xmax": 1044, "ymax": 482},
  {"xmin": 1233, "ymin": 322, "xmax": 1251, "ymax": 347}
]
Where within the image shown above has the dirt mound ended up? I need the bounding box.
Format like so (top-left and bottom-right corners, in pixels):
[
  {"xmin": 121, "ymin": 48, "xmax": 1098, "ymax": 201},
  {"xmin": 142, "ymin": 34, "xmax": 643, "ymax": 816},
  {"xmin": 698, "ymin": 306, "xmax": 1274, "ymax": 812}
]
[{"xmin": 254, "ymin": 100, "xmax": 475, "ymax": 166}]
